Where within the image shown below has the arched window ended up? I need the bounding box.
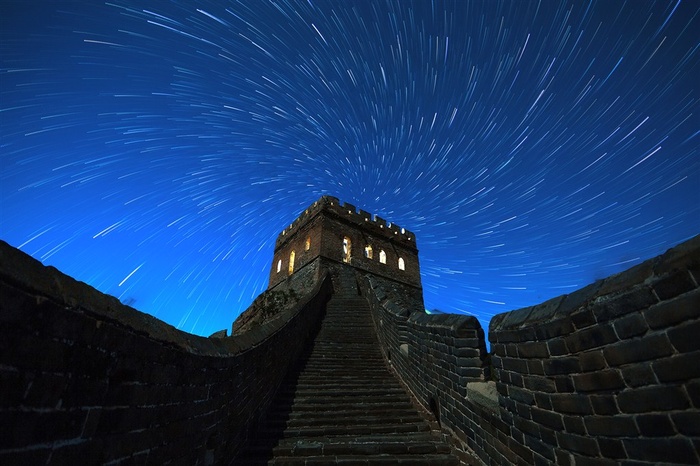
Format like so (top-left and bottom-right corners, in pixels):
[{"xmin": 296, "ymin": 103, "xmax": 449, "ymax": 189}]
[
  {"xmin": 342, "ymin": 236, "xmax": 351, "ymax": 263},
  {"xmin": 305, "ymin": 237, "xmax": 311, "ymax": 251},
  {"xmin": 379, "ymin": 250, "xmax": 387, "ymax": 264},
  {"xmin": 398, "ymin": 257, "xmax": 405, "ymax": 270},
  {"xmin": 288, "ymin": 251, "xmax": 295, "ymax": 275},
  {"xmin": 364, "ymin": 245, "xmax": 373, "ymax": 259},
  {"xmin": 277, "ymin": 259, "xmax": 282, "ymax": 273}
]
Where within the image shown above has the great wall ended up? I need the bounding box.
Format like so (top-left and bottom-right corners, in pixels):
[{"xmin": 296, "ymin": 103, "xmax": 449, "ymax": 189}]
[{"xmin": 1, "ymin": 195, "xmax": 698, "ymax": 465}]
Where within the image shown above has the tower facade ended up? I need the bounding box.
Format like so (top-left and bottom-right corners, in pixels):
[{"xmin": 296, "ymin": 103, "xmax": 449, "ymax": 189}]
[{"xmin": 268, "ymin": 196, "xmax": 422, "ymax": 292}]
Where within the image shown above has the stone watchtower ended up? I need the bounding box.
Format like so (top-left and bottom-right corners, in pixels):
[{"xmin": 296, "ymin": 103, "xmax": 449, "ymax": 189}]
[{"xmin": 267, "ymin": 196, "xmax": 422, "ymax": 298}]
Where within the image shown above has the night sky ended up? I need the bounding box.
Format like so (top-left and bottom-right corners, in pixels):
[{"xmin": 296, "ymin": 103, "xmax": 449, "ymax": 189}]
[{"xmin": 1, "ymin": 1, "xmax": 698, "ymax": 338}]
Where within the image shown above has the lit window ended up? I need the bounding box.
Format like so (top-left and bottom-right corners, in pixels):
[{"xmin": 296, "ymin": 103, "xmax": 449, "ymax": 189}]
[
  {"xmin": 305, "ymin": 237, "xmax": 311, "ymax": 251},
  {"xmin": 277, "ymin": 259, "xmax": 282, "ymax": 273},
  {"xmin": 288, "ymin": 251, "xmax": 295, "ymax": 275},
  {"xmin": 342, "ymin": 237, "xmax": 352, "ymax": 263},
  {"xmin": 364, "ymin": 245, "xmax": 373, "ymax": 259},
  {"xmin": 398, "ymin": 257, "xmax": 405, "ymax": 270},
  {"xmin": 379, "ymin": 250, "xmax": 386, "ymax": 264}
]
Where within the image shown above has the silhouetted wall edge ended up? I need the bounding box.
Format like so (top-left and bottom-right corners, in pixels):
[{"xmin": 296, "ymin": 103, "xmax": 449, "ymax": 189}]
[
  {"xmin": 0, "ymin": 240, "xmax": 332, "ymax": 464},
  {"xmin": 364, "ymin": 235, "xmax": 700, "ymax": 465}
]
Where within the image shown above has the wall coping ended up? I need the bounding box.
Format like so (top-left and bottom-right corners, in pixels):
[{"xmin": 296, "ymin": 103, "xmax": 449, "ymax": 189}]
[
  {"xmin": 489, "ymin": 234, "xmax": 700, "ymax": 334},
  {"xmin": 0, "ymin": 239, "xmax": 331, "ymax": 357}
]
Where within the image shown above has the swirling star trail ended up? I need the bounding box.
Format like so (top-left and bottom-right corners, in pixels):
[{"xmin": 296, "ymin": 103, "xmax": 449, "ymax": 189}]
[{"xmin": 1, "ymin": 1, "xmax": 698, "ymax": 337}]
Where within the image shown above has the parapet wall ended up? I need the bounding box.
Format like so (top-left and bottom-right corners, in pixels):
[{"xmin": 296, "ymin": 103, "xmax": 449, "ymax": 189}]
[
  {"xmin": 364, "ymin": 235, "xmax": 700, "ymax": 465},
  {"xmin": 0, "ymin": 240, "xmax": 331, "ymax": 465},
  {"xmin": 274, "ymin": 196, "xmax": 417, "ymax": 249}
]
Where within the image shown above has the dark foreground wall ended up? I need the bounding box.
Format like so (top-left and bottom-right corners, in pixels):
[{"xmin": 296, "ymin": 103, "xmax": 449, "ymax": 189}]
[
  {"xmin": 0, "ymin": 240, "xmax": 331, "ymax": 465},
  {"xmin": 365, "ymin": 235, "xmax": 700, "ymax": 465}
]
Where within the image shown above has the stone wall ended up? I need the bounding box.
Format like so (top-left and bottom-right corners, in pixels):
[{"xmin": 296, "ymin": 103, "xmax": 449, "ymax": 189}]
[
  {"xmin": 0, "ymin": 240, "xmax": 332, "ymax": 465},
  {"xmin": 364, "ymin": 235, "xmax": 700, "ymax": 465}
]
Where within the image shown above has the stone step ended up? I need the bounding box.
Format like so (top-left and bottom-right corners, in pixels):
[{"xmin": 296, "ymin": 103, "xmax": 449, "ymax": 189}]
[
  {"xmin": 237, "ymin": 291, "xmax": 460, "ymax": 465},
  {"xmin": 255, "ymin": 421, "xmax": 432, "ymax": 439},
  {"xmin": 245, "ymin": 436, "xmax": 452, "ymax": 458},
  {"xmin": 271, "ymin": 399, "xmax": 415, "ymax": 412},
  {"xmin": 267, "ymin": 409, "xmax": 425, "ymax": 426},
  {"xmin": 265, "ymin": 412, "xmax": 425, "ymax": 430},
  {"xmin": 240, "ymin": 454, "xmax": 460, "ymax": 466}
]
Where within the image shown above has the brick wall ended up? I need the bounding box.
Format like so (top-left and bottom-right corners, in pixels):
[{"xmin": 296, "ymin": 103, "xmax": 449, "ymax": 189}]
[
  {"xmin": 0, "ymin": 240, "xmax": 332, "ymax": 465},
  {"xmin": 359, "ymin": 274, "xmax": 493, "ymax": 465},
  {"xmin": 363, "ymin": 235, "xmax": 700, "ymax": 465}
]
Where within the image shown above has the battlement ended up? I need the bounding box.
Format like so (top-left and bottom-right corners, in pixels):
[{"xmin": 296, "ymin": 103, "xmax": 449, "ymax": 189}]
[{"xmin": 275, "ymin": 196, "xmax": 417, "ymax": 251}]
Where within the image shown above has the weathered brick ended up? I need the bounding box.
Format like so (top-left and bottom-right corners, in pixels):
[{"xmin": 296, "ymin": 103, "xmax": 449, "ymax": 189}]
[
  {"xmin": 667, "ymin": 318, "xmax": 700, "ymax": 353},
  {"xmin": 524, "ymin": 434, "xmax": 555, "ymax": 460},
  {"xmin": 590, "ymin": 395, "xmax": 619, "ymax": 415},
  {"xmin": 523, "ymin": 375, "xmax": 556, "ymax": 393},
  {"xmin": 686, "ymin": 379, "xmax": 700, "ymax": 408},
  {"xmin": 618, "ymin": 385, "xmax": 690, "ymax": 413},
  {"xmin": 562, "ymin": 415, "xmax": 586, "ymax": 434},
  {"xmin": 671, "ymin": 411, "xmax": 700, "ymax": 435},
  {"xmin": 585, "ymin": 415, "xmax": 638, "ymax": 437},
  {"xmin": 547, "ymin": 338, "xmax": 569, "ymax": 356},
  {"xmin": 623, "ymin": 438, "xmax": 697, "ymax": 464},
  {"xmin": 534, "ymin": 318, "xmax": 575, "ymax": 340},
  {"xmin": 579, "ymin": 350, "xmax": 606, "ymax": 372},
  {"xmin": 527, "ymin": 359, "xmax": 545, "ymax": 375},
  {"xmin": 531, "ymin": 407, "xmax": 563, "ymax": 430},
  {"xmin": 612, "ymin": 312, "xmax": 648, "ymax": 339},
  {"xmin": 620, "ymin": 364, "xmax": 656, "ymax": 388},
  {"xmin": 573, "ymin": 457, "xmax": 618, "ymax": 466},
  {"xmin": 565, "ymin": 323, "xmax": 618, "ymax": 353},
  {"xmin": 550, "ymin": 393, "xmax": 593, "ymax": 415},
  {"xmin": 555, "ymin": 431, "xmax": 600, "ymax": 456},
  {"xmin": 532, "ymin": 393, "xmax": 550, "ymax": 411},
  {"xmin": 636, "ymin": 413, "xmax": 676, "ymax": 436},
  {"xmin": 603, "ymin": 332, "xmax": 673, "ymax": 366},
  {"xmin": 596, "ymin": 438, "xmax": 626, "ymax": 459},
  {"xmin": 652, "ymin": 350, "xmax": 700, "ymax": 383},
  {"xmin": 553, "ymin": 376, "xmax": 575, "ymax": 393},
  {"xmin": 570, "ymin": 308, "xmax": 597, "ymax": 329},
  {"xmin": 592, "ymin": 286, "xmax": 658, "ymax": 323},
  {"xmin": 517, "ymin": 341, "xmax": 549, "ymax": 359},
  {"xmin": 643, "ymin": 288, "xmax": 700, "ymax": 329},
  {"xmin": 573, "ymin": 369, "xmax": 625, "ymax": 392},
  {"xmin": 509, "ymin": 386, "xmax": 536, "ymax": 405},
  {"xmin": 543, "ymin": 357, "xmax": 581, "ymax": 376},
  {"xmin": 652, "ymin": 269, "xmax": 697, "ymax": 301}
]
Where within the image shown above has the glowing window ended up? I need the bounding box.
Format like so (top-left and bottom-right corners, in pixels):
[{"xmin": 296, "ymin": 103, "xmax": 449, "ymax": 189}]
[
  {"xmin": 364, "ymin": 245, "xmax": 373, "ymax": 259},
  {"xmin": 288, "ymin": 251, "xmax": 295, "ymax": 275},
  {"xmin": 379, "ymin": 250, "xmax": 386, "ymax": 264},
  {"xmin": 398, "ymin": 257, "xmax": 405, "ymax": 270},
  {"xmin": 305, "ymin": 237, "xmax": 311, "ymax": 251},
  {"xmin": 342, "ymin": 237, "xmax": 352, "ymax": 263},
  {"xmin": 277, "ymin": 259, "xmax": 282, "ymax": 273}
]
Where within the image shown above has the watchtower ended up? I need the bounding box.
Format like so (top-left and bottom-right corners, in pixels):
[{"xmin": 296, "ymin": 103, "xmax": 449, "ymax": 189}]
[{"xmin": 268, "ymin": 196, "xmax": 422, "ymax": 293}]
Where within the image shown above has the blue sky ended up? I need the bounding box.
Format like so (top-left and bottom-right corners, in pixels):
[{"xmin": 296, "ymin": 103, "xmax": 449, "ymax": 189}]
[{"xmin": 1, "ymin": 0, "xmax": 698, "ymax": 337}]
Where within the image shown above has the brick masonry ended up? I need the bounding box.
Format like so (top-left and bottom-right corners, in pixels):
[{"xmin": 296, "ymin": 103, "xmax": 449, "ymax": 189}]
[
  {"xmin": 0, "ymin": 240, "xmax": 332, "ymax": 465},
  {"xmin": 363, "ymin": 234, "xmax": 700, "ymax": 465}
]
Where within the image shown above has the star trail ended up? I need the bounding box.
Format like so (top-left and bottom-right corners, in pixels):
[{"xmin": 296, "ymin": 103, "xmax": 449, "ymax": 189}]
[{"xmin": 1, "ymin": 1, "xmax": 698, "ymax": 338}]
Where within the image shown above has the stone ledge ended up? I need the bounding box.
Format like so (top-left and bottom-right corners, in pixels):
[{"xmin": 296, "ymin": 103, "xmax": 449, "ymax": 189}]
[{"xmin": 467, "ymin": 381, "xmax": 498, "ymax": 411}]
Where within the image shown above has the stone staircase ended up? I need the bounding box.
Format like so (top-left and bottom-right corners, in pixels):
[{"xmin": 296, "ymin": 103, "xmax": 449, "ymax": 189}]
[{"xmin": 236, "ymin": 275, "xmax": 460, "ymax": 465}]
